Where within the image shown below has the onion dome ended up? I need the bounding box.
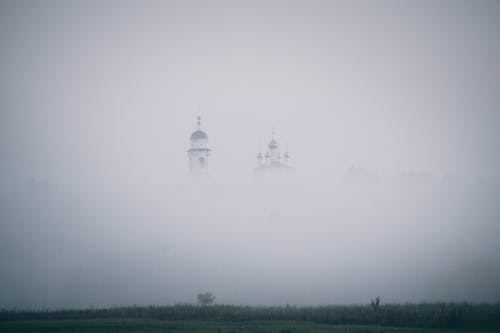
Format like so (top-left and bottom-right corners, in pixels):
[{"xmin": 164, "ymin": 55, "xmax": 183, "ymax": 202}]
[{"xmin": 191, "ymin": 130, "xmax": 208, "ymax": 140}]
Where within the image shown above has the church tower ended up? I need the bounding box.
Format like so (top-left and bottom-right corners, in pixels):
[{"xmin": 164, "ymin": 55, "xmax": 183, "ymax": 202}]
[{"xmin": 188, "ymin": 116, "xmax": 211, "ymax": 174}]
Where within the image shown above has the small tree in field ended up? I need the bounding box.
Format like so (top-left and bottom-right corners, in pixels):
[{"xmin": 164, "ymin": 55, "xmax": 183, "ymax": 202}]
[
  {"xmin": 370, "ymin": 296, "xmax": 382, "ymax": 324},
  {"xmin": 197, "ymin": 292, "xmax": 215, "ymax": 306},
  {"xmin": 371, "ymin": 296, "xmax": 381, "ymax": 312}
]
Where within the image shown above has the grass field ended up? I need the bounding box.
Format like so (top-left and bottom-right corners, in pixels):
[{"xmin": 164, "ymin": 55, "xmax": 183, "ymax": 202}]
[
  {"xmin": 2, "ymin": 303, "xmax": 499, "ymax": 333},
  {"xmin": 0, "ymin": 319, "xmax": 497, "ymax": 333}
]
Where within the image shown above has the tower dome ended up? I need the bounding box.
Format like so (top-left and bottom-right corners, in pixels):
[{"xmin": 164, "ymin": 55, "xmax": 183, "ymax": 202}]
[{"xmin": 191, "ymin": 130, "xmax": 208, "ymax": 140}]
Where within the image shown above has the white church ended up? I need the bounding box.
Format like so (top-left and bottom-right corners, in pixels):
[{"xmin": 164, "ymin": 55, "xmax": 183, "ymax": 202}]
[
  {"xmin": 187, "ymin": 117, "xmax": 291, "ymax": 173},
  {"xmin": 255, "ymin": 131, "xmax": 291, "ymax": 171}
]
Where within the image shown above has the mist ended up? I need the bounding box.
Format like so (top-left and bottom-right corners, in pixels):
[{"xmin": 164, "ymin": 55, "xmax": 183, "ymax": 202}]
[{"xmin": 1, "ymin": 0, "xmax": 500, "ymax": 308}]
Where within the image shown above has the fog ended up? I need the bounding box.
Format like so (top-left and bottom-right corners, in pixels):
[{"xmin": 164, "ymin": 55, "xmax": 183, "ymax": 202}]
[{"xmin": 1, "ymin": 0, "xmax": 500, "ymax": 308}]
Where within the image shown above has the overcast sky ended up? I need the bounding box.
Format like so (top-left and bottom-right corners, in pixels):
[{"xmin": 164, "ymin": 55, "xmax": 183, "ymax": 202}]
[{"xmin": 1, "ymin": 0, "xmax": 500, "ymax": 308}]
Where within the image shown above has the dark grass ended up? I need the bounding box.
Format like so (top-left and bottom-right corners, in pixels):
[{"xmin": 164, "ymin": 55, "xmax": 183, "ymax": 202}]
[
  {"xmin": 1, "ymin": 303, "xmax": 500, "ymax": 332},
  {"xmin": 0, "ymin": 319, "xmax": 498, "ymax": 333}
]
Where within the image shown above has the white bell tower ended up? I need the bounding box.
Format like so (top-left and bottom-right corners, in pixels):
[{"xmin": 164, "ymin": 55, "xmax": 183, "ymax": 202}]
[{"xmin": 188, "ymin": 116, "xmax": 211, "ymax": 174}]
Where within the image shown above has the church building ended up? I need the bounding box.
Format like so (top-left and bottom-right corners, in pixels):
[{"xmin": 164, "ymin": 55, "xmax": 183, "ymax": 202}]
[
  {"xmin": 255, "ymin": 131, "xmax": 291, "ymax": 171},
  {"xmin": 187, "ymin": 118, "xmax": 291, "ymax": 174}
]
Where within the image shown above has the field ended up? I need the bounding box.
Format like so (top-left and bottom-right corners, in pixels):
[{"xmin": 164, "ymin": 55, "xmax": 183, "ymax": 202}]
[
  {"xmin": 1, "ymin": 304, "xmax": 499, "ymax": 333},
  {"xmin": 1, "ymin": 319, "xmax": 498, "ymax": 333}
]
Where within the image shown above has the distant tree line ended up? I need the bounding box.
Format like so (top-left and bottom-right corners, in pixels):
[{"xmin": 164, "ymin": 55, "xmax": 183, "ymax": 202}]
[{"xmin": 1, "ymin": 302, "xmax": 500, "ymax": 329}]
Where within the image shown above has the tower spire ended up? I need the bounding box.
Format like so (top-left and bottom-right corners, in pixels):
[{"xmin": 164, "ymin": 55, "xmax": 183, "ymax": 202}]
[{"xmin": 197, "ymin": 115, "xmax": 201, "ymax": 129}]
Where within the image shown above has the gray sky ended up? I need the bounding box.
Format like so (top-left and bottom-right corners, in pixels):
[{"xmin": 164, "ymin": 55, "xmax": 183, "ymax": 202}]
[{"xmin": 1, "ymin": 0, "xmax": 500, "ymax": 308}]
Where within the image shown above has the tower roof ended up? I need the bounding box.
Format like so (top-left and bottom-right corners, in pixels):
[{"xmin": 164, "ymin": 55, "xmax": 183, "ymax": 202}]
[
  {"xmin": 191, "ymin": 115, "xmax": 208, "ymax": 140},
  {"xmin": 191, "ymin": 130, "xmax": 208, "ymax": 140}
]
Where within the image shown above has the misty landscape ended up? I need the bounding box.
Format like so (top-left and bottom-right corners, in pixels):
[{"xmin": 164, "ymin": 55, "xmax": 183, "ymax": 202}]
[{"xmin": 1, "ymin": 0, "xmax": 500, "ymax": 332}]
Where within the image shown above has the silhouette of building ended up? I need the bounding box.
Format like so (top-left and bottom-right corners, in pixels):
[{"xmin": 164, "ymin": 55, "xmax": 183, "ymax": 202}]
[
  {"xmin": 188, "ymin": 116, "xmax": 211, "ymax": 174},
  {"xmin": 255, "ymin": 130, "xmax": 291, "ymax": 171}
]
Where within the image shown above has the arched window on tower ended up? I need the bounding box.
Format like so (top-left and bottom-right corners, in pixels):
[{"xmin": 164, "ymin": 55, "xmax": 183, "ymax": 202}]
[{"xmin": 199, "ymin": 157, "xmax": 206, "ymax": 169}]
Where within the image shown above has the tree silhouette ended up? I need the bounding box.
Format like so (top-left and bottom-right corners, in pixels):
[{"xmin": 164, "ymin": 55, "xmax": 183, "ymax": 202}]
[
  {"xmin": 197, "ymin": 292, "xmax": 215, "ymax": 306},
  {"xmin": 371, "ymin": 296, "xmax": 381, "ymax": 312}
]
